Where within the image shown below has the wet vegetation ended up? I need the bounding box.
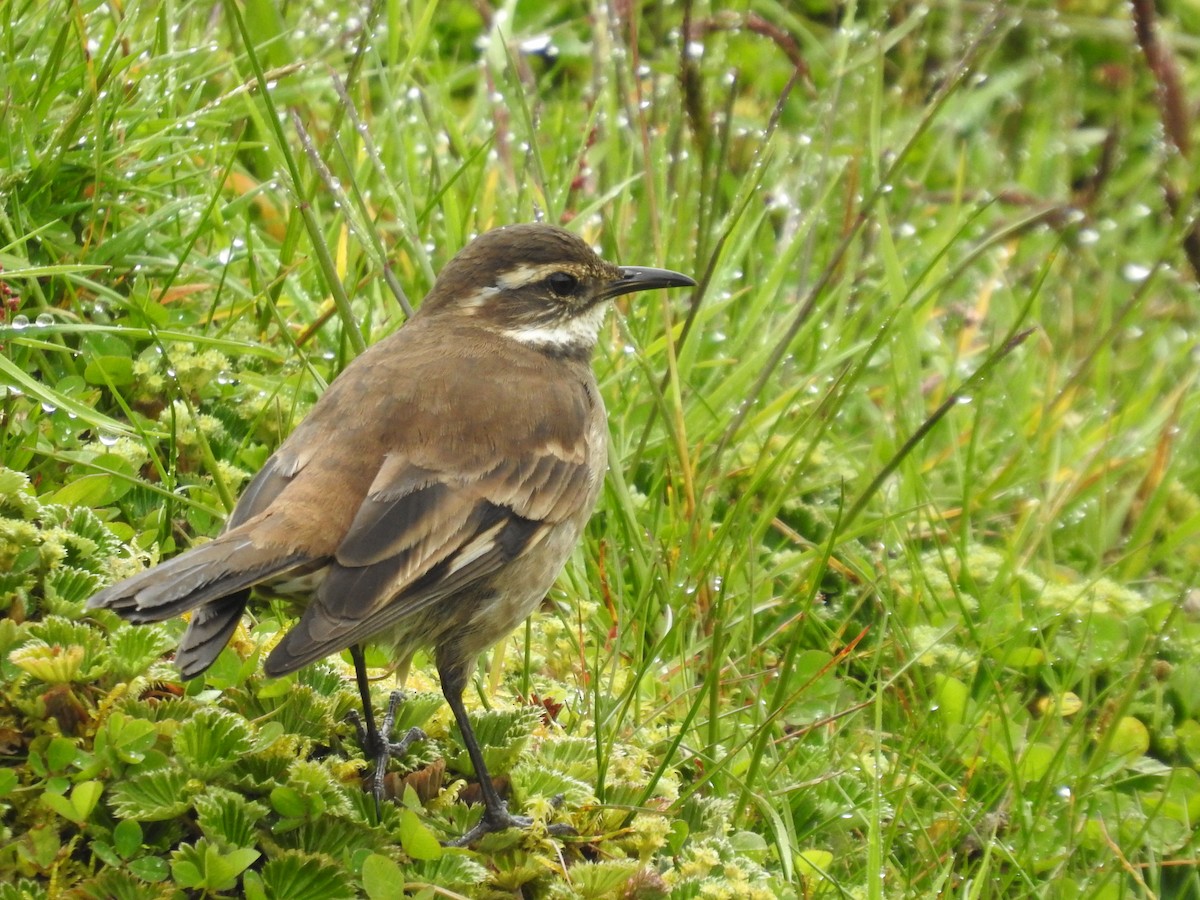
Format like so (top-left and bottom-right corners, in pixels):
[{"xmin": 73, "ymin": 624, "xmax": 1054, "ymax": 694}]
[{"xmin": 2, "ymin": 0, "xmax": 1200, "ymax": 896}]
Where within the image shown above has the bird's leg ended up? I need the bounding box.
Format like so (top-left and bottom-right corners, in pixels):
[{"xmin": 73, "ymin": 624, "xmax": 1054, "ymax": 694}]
[
  {"xmin": 441, "ymin": 679, "xmax": 529, "ymax": 846},
  {"xmin": 439, "ymin": 659, "xmax": 573, "ymax": 846},
  {"xmin": 348, "ymin": 644, "xmax": 426, "ymax": 812}
]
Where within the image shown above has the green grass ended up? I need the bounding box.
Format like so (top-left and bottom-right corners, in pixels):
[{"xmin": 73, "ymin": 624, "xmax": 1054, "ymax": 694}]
[{"xmin": 3, "ymin": 0, "xmax": 1200, "ymax": 897}]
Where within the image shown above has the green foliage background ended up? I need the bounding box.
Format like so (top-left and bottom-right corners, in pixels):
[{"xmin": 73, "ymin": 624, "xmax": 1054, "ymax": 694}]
[{"xmin": 2, "ymin": 0, "xmax": 1200, "ymax": 897}]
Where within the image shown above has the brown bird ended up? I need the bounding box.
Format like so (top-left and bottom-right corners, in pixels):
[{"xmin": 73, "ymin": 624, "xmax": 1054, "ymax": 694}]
[{"xmin": 86, "ymin": 223, "xmax": 695, "ymax": 844}]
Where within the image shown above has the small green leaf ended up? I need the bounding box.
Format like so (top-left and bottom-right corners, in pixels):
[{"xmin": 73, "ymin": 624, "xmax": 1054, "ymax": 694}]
[
  {"xmin": 27, "ymin": 748, "xmax": 48, "ymax": 778},
  {"xmin": 173, "ymin": 707, "xmax": 255, "ymax": 778},
  {"xmin": 666, "ymin": 819, "xmax": 689, "ymax": 855},
  {"xmin": 83, "ymin": 355, "xmax": 134, "ymax": 387},
  {"xmin": 511, "ymin": 762, "xmax": 593, "ymax": 808},
  {"xmin": 1163, "ymin": 766, "xmax": 1200, "ymax": 820},
  {"xmin": 11, "ymin": 640, "xmax": 87, "ymax": 682},
  {"xmin": 109, "ymin": 766, "xmax": 194, "ymax": 820},
  {"xmin": 43, "ymin": 790, "xmax": 85, "ymax": 824},
  {"xmin": 1107, "ymin": 716, "xmax": 1150, "ymax": 759},
  {"xmin": 0, "ymin": 353, "xmax": 134, "ymax": 436},
  {"xmin": 398, "ymin": 808, "xmax": 441, "ymax": 861},
  {"xmin": 270, "ymin": 786, "xmax": 308, "ymax": 819},
  {"xmin": 25, "ymin": 820, "xmax": 61, "ymax": 867},
  {"xmin": 171, "ymin": 838, "xmax": 260, "ymax": 892},
  {"xmin": 70, "ymin": 780, "xmax": 103, "ymax": 820},
  {"xmin": 796, "ymin": 848, "xmax": 834, "ymax": 879},
  {"xmin": 401, "ymin": 784, "xmax": 423, "ymax": 810},
  {"xmin": 224, "ymin": 848, "xmax": 264, "ymax": 880},
  {"xmin": 84, "ymin": 331, "xmax": 133, "ymax": 358},
  {"xmin": 283, "ymin": 760, "xmax": 349, "ymax": 818},
  {"xmin": 172, "ymin": 860, "xmax": 203, "ymax": 889},
  {"xmin": 129, "ymin": 855, "xmax": 170, "ymax": 882},
  {"xmin": 113, "ymin": 818, "xmax": 143, "ymax": 858},
  {"xmin": 256, "ymin": 675, "xmax": 294, "ymax": 699},
  {"xmin": 44, "ymin": 564, "xmax": 106, "ymax": 604},
  {"xmin": 49, "ymin": 474, "xmax": 113, "ymax": 508},
  {"xmin": 252, "ymin": 721, "xmax": 286, "ymax": 752},
  {"xmin": 1017, "ymin": 743, "xmax": 1056, "ymax": 782},
  {"xmin": 1002, "ymin": 645, "xmax": 1045, "ymax": 668},
  {"xmin": 381, "ymin": 691, "xmax": 443, "ymax": 733},
  {"xmin": 104, "ymin": 712, "xmax": 160, "ymax": 764},
  {"xmin": 729, "ymin": 829, "xmax": 769, "ymax": 857},
  {"xmin": 934, "ymin": 674, "xmax": 969, "ymax": 728},
  {"xmin": 243, "ymin": 869, "xmax": 267, "ymax": 900},
  {"xmin": 90, "ymin": 839, "xmax": 123, "ymax": 869},
  {"xmin": 46, "ymin": 736, "xmax": 78, "ymax": 772},
  {"xmin": 361, "ymin": 853, "xmax": 405, "ymax": 900},
  {"xmin": 0, "ymin": 768, "xmax": 18, "ymax": 796},
  {"xmin": 204, "ymin": 643, "xmax": 262, "ymax": 689}
]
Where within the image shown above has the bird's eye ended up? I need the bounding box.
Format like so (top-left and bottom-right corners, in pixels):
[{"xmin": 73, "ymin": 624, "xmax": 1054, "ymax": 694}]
[{"xmin": 546, "ymin": 271, "xmax": 579, "ymax": 297}]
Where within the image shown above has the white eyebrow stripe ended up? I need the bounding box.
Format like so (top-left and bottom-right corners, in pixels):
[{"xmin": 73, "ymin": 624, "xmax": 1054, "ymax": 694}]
[{"xmin": 494, "ymin": 263, "xmax": 570, "ymax": 290}]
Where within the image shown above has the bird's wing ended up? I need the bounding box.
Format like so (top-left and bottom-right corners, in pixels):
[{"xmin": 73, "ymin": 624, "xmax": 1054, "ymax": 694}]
[
  {"xmin": 171, "ymin": 440, "xmax": 317, "ymax": 676},
  {"xmin": 263, "ymin": 405, "xmax": 599, "ymax": 676},
  {"xmin": 225, "ymin": 449, "xmax": 299, "ymax": 529}
]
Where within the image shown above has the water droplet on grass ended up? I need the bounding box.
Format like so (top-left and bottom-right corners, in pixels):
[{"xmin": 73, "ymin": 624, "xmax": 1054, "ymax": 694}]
[{"xmin": 1122, "ymin": 263, "xmax": 1151, "ymax": 282}]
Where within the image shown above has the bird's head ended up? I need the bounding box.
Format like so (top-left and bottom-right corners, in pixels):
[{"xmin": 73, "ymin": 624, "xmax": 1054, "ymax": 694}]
[{"xmin": 420, "ymin": 224, "xmax": 696, "ymax": 354}]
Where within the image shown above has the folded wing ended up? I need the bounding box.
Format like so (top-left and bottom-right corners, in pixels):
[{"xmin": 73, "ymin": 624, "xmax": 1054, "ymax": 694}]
[{"xmin": 263, "ymin": 442, "xmax": 594, "ymax": 676}]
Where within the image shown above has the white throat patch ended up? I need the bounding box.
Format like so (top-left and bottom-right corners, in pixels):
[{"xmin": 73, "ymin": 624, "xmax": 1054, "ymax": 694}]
[{"xmin": 501, "ymin": 303, "xmax": 608, "ymax": 349}]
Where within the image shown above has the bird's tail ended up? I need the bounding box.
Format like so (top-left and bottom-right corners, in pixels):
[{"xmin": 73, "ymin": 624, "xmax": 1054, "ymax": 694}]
[
  {"xmin": 174, "ymin": 591, "xmax": 251, "ymax": 679},
  {"xmin": 86, "ymin": 532, "xmax": 309, "ymax": 624}
]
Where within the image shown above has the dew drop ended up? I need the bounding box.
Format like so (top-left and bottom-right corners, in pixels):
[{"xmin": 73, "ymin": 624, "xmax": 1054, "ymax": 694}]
[{"xmin": 1122, "ymin": 263, "xmax": 1151, "ymax": 283}]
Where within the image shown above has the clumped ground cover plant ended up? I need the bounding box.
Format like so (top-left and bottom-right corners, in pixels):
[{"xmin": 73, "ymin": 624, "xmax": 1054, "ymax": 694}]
[{"xmin": 2, "ymin": 0, "xmax": 1199, "ymax": 897}]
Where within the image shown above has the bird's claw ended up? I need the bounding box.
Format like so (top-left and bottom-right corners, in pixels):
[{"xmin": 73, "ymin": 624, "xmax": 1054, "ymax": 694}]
[
  {"xmin": 348, "ymin": 690, "xmax": 427, "ymax": 809},
  {"xmin": 443, "ymin": 799, "xmax": 576, "ymax": 847}
]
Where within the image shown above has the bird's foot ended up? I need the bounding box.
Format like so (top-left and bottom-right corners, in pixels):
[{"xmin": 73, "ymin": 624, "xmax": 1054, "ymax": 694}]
[
  {"xmin": 348, "ymin": 690, "xmax": 427, "ymax": 808},
  {"xmin": 444, "ymin": 797, "xmax": 576, "ymax": 847}
]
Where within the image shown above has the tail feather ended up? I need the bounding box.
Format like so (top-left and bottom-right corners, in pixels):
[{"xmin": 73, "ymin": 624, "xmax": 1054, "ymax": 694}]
[
  {"xmin": 87, "ymin": 534, "xmax": 310, "ymax": 623},
  {"xmin": 175, "ymin": 591, "xmax": 251, "ymax": 679}
]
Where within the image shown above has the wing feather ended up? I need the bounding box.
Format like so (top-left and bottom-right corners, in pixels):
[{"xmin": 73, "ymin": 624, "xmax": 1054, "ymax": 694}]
[{"xmin": 263, "ymin": 443, "xmax": 591, "ymax": 677}]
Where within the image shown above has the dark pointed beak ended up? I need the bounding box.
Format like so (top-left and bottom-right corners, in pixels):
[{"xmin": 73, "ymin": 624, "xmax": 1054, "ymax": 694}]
[{"xmin": 602, "ymin": 266, "xmax": 697, "ymax": 300}]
